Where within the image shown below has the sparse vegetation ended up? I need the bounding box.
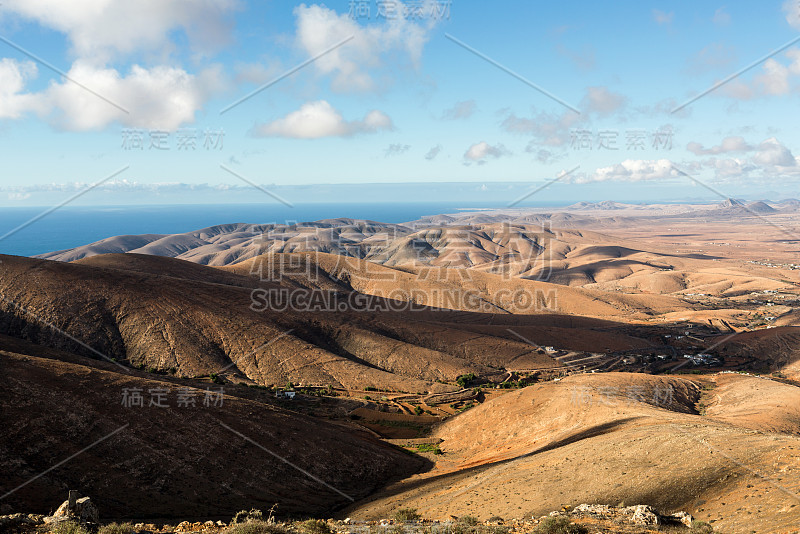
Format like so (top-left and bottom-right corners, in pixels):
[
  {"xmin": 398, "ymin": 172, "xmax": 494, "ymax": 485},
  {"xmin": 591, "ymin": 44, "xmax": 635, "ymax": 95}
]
[
  {"xmin": 416, "ymin": 443, "xmax": 443, "ymax": 455},
  {"xmin": 533, "ymin": 517, "xmax": 588, "ymax": 534},
  {"xmin": 233, "ymin": 509, "xmax": 264, "ymax": 524},
  {"xmin": 456, "ymin": 373, "xmax": 476, "ymax": 388},
  {"xmin": 689, "ymin": 521, "xmax": 715, "ymax": 533},
  {"xmin": 299, "ymin": 519, "xmax": 333, "ymax": 534},
  {"xmin": 226, "ymin": 520, "xmax": 288, "ymax": 534},
  {"xmin": 98, "ymin": 523, "xmax": 136, "ymax": 534},
  {"xmin": 393, "ymin": 508, "xmax": 421, "ymax": 522},
  {"xmin": 51, "ymin": 521, "xmax": 91, "ymax": 534}
]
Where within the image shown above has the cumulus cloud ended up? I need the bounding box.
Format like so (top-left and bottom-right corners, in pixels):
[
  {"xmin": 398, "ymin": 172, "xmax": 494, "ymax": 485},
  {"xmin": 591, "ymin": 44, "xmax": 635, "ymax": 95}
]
[
  {"xmin": 687, "ymin": 136, "xmax": 753, "ymax": 155},
  {"xmin": 424, "ymin": 144, "xmax": 442, "ymax": 160},
  {"xmin": 441, "ymin": 100, "xmax": 476, "ymax": 120},
  {"xmin": 0, "ymin": 59, "xmax": 224, "ymax": 130},
  {"xmin": 0, "ymin": 59, "xmax": 40, "ymax": 119},
  {"xmin": 463, "ymin": 142, "xmax": 509, "ymax": 165},
  {"xmin": 252, "ymin": 100, "xmax": 393, "ymax": 139},
  {"xmin": 0, "ymin": 1, "xmax": 235, "ymax": 130},
  {"xmin": 45, "ymin": 62, "xmax": 225, "ymax": 131},
  {"xmin": 384, "ymin": 143, "xmax": 410, "ymax": 156},
  {"xmin": 2, "ymin": 0, "xmax": 239, "ymax": 63},
  {"xmin": 723, "ymin": 48, "xmax": 800, "ymax": 99},
  {"xmin": 688, "ymin": 138, "xmax": 800, "ymax": 181},
  {"xmin": 753, "ymin": 137, "xmax": 798, "ymax": 167},
  {"xmin": 293, "ymin": 2, "xmax": 436, "ymax": 92},
  {"xmin": 580, "ymin": 159, "xmax": 676, "ymax": 183}
]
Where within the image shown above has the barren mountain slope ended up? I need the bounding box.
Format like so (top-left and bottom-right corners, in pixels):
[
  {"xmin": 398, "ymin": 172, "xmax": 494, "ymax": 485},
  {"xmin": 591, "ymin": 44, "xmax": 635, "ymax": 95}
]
[
  {"xmin": 1, "ymin": 254, "xmax": 582, "ymax": 392},
  {"xmin": 347, "ymin": 372, "xmax": 800, "ymax": 533},
  {"xmin": 0, "ymin": 337, "xmax": 424, "ymax": 519},
  {"xmin": 37, "ymin": 216, "xmax": 793, "ymax": 298}
]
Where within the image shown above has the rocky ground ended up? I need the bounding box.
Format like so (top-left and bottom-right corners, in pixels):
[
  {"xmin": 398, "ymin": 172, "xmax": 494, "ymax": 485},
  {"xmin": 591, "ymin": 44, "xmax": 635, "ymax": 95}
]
[{"xmin": 0, "ymin": 501, "xmax": 716, "ymax": 534}]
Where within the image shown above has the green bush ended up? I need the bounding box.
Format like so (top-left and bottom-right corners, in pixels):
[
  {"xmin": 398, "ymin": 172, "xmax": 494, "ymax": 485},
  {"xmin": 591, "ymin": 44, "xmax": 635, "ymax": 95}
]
[
  {"xmin": 300, "ymin": 519, "xmax": 332, "ymax": 534},
  {"xmin": 98, "ymin": 523, "xmax": 136, "ymax": 534},
  {"xmin": 51, "ymin": 521, "xmax": 90, "ymax": 534},
  {"xmin": 534, "ymin": 517, "xmax": 588, "ymax": 534},
  {"xmin": 226, "ymin": 520, "xmax": 288, "ymax": 534},
  {"xmin": 393, "ymin": 508, "xmax": 421, "ymax": 522},
  {"xmin": 416, "ymin": 443, "xmax": 443, "ymax": 455},
  {"xmin": 456, "ymin": 373, "xmax": 476, "ymax": 388}
]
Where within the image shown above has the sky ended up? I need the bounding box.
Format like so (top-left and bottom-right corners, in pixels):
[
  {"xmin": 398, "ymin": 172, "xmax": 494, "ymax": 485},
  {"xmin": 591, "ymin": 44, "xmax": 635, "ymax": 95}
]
[{"xmin": 0, "ymin": 0, "xmax": 800, "ymax": 206}]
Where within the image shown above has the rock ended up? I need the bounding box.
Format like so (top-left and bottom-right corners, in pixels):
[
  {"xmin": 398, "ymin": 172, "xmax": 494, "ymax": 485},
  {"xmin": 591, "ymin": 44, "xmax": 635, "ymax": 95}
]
[
  {"xmin": 45, "ymin": 495, "xmax": 99, "ymax": 525},
  {"xmin": 572, "ymin": 504, "xmax": 612, "ymax": 517},
  {"xmin": 626, "ymin": 505, "xmax": 660, "ymax": 526},
  {"xmin": 343, "ymin": 518, "xmax": 351, "ymax": 524},
  {"xmin": 670, "ymin": 511, "xmax": 694, "ymax": 527},
  {"xmin": 216, "ymin": 520, "xmax": 227, "ymax": 527},
  {"xmin": 204, "ymin": 520, "xmax": 215, "ymax": 528}
]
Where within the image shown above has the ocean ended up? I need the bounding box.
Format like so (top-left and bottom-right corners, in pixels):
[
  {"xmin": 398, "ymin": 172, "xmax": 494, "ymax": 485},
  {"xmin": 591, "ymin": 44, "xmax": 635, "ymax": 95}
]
[{"xmin": 0, "ymin": 202, "xmax": 530, "ymax": 257}]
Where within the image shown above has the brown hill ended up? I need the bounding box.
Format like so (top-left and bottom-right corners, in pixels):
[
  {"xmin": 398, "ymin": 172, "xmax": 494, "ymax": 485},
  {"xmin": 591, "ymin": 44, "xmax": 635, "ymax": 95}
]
[
  {"xmin": 1, "ymin": 254, "xmax": 581, "ymax": 393},
  {"xmin": 347, "ymin": 372, "xmax": 800, "ymax": 533},
  {"xmin": 0, "ymin": 335, "xmax": 423, "ymax": 519}
]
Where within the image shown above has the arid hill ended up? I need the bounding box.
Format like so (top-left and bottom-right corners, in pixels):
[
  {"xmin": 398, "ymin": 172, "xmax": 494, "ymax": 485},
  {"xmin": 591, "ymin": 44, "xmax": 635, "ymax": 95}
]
[
  {"xmin": 0, "ymin": 334, "xmax": 423, "ymax": 519},
  {"xmin": 347, "ymin": 372, "xmax": 800, "ymax": 534}
]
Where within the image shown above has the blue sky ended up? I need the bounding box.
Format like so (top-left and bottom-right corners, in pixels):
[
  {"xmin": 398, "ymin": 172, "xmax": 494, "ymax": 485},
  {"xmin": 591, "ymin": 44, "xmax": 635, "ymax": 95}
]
[{"xmin": 1, "ymin": 0, "xmax": 800, "ymax": 206}]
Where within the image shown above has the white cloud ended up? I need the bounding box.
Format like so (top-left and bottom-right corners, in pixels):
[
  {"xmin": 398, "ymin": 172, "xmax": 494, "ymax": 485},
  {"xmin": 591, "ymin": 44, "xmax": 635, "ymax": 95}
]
[
  {"xmin": 784, "ymin": 0, "xmax": 800, "ymax": 30},
  {"xmin": 441, "ymin": 100, "xmax": 476, "ymax": 120},
  {"xmin": 712, "ymin": 7, "xmax": 731, "ymax": 26},
  {"xmin": 293, "ymin": 3, "xmax": 436, "ymax": 92},
  {"xmin": 501, "ymin": 86, "xmax": 627, "ymax": 148},
  {"xmin": 653, "ymin": 9, "xmax": 674, "ymax": 25},
  {"xmin": 425, "ymin": 144, "xmax": 442, "ymax": 160},
  {"xmin": 689, "ymin": 138, "xmax": 800, "ymax": 181},
  {"xmin": 463, "ymin": 142, "xmax": 509, "ymax": 165},
  {"xmin": 723, "ymin": 48, "xmax": 800, "ymax": 100},
  {"xmin": 582, "ymin": 159, "xmax": 676, "ymax": 183},
  {"xmin": 753, "ymin": 137, "xmax": 797, "ymax": 167},
  {"xmin": 0, "ymin": 59, "xmax": 40, "ymax": 119},
  {"xmin": 0, "ymin": 59, "xmax": 219, "ymax": 130},
  {"xmin": 528, "ymin": 147, "xmax": 564, "ymax": 164},
  {"xmin": 581, "ymin": 86, "xmax": 627, "ymax": 116},
  {"xmin": 252, "ymin": 100, "xmax": 393, "ymax": 139},
  {"xmin": 40, "ymin": 62, "xmax": 226, "ymax": 131},
  {"xmin": 501, "ymin": 109, "xmax": 582, "ymax": 146},
  {"xmin": 2, "ymin": 0, "xmax": 239, "ymax": 63},
  {"xmin": 687, "ymin": 136, "xmax": 753, "ymax": 155}
]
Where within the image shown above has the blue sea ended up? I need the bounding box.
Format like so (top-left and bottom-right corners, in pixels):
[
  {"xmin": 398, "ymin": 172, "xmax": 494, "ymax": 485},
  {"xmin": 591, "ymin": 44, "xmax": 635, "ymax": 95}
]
[{"xmin": 0, "ymin": 202, "xmax": 530, "ymax": 257}]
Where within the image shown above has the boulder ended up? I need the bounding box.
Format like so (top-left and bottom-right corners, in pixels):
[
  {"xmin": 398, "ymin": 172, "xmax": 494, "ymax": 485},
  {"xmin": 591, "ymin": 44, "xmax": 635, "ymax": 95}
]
[
  {"xmin": 670, "ymin": 511, "xmax": 694, "ymax": 527},
  {"xmin": 626, "ymin": 505, "xmax": 660, "ymax": 526},
  {"xmin": 572, "ymin": 504, "xmax": 612, "ymax": 517},
  {"xmin": 45, "ymin": 495, "xmax": 99, "ymax": 525}
]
